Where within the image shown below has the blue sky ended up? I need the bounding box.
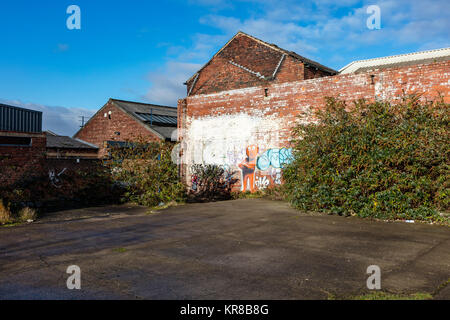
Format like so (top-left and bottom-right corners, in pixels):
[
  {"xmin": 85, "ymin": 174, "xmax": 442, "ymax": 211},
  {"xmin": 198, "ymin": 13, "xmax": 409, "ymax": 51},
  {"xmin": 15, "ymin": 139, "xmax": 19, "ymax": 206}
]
[{"xmin": 0, "ymin": 0, "xmax": 449, "ymax": 135}]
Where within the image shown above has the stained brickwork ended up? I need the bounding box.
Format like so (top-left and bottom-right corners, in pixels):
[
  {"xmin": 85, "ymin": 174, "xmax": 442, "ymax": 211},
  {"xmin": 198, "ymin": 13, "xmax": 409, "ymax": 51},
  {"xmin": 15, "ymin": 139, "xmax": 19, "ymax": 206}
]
[{"xmin": 179, "ymin": 60, "xmax": 450, "ymax": 192}]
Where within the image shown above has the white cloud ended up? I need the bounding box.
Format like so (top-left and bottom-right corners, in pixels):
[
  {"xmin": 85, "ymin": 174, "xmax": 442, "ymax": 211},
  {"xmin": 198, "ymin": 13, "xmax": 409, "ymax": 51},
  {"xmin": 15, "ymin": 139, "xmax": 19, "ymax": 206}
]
[
  {"xmin": 143, "ymin": 0, "xmax": 449, "ymax": 104},
  {"xmin": 57, "ymin": 43, "xmax": 69, "ymax": 52},
  {"xmin": 144, "ymin": 61, "xmax": 202, "ymax": 106},
  {"xmin": 0, "ymin": 99, "xmax": 94, "ymax": 137}
]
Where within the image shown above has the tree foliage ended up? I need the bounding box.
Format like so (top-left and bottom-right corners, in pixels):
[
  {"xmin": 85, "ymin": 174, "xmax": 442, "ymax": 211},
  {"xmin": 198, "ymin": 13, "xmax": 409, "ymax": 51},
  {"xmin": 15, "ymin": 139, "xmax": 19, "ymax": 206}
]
[
  {"xmin": 283, "ymin": 96, "xmax": 449, "ymax": 221},
  {"xmin": 106, "ymin": 140, "xmax": 185, "ymax": 207},
  {"xmin": 188, "ymin": 164, "xmax": 237, "ymax": 202}
]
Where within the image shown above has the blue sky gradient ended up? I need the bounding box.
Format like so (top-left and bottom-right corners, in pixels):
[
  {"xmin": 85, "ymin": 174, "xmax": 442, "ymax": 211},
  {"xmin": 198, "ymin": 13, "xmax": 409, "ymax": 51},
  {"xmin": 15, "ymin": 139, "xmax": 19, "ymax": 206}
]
[{"xmin": 0, "ymin": 0, "xmax": 449, "ymax": 135}]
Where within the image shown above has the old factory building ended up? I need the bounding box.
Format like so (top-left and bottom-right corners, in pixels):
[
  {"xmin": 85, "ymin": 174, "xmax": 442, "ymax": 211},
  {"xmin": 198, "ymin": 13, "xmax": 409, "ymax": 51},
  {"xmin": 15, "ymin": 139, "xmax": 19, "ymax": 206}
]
[
  {"xmin": 74, "ymin": 99, "xmax": 178, "ymax": 157},
  {"xmin": 0, "ymin": 103, "xmax": 46, "ymax": 186},
  {"xmin": 0, "ymin": 104, "xmax": 98, "ymax": 186},
  {"xmin": 178, "ymin": 32, "xmax": 450, "ymax": 192}
]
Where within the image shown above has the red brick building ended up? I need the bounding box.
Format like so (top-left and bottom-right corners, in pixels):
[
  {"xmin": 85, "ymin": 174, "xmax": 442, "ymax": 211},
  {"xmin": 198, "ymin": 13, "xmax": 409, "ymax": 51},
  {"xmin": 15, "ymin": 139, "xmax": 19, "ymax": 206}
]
[
  {"xmin": 0, "ymin": 104, "xmax": 103, "ymax": 186},
  {"xmin": 74, "ymin": 99, "xmax": 178, "ymax": 158},
  {"xmin": 0, "ymin": 104, "xmax": 47, "ymax": 186},
  {"xmin": 178, "ymin": 32, "xmax": 450, "ymax": 192},
  {"xmin": 184, "ymin": 32, "xmax": 337, "ymax": 97}
]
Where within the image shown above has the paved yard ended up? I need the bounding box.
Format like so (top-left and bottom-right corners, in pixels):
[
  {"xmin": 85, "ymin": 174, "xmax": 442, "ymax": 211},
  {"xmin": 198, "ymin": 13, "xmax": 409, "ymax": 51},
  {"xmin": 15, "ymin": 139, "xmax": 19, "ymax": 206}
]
[{"xmin": 0, "ymin": 199, "xmax": 449, "ymax": 300}]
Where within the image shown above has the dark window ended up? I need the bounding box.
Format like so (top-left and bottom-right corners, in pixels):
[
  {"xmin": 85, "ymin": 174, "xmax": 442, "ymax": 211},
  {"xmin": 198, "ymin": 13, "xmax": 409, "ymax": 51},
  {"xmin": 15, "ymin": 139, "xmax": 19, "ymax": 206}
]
[{"xmin": 0, "ymin": 136, "xmax": 32, "ymax": 147}]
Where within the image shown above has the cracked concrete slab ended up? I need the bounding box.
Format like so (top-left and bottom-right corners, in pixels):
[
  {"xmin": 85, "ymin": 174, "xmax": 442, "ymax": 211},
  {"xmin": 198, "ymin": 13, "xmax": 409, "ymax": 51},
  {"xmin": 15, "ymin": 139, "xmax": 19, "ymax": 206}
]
[{"xmin": 0, "ymin": 199, "xmax": 449, "ymax": 300}]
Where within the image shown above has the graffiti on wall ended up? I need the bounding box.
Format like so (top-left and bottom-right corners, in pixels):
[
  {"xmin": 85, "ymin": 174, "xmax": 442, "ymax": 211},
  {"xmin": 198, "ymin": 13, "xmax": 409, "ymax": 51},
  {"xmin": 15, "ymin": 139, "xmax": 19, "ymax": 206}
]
[
  {"xmin": 236, "ymin": 146, "xmax": 293, "ymax": 192},
  {"xmin": 238, "ymin": 145, "xmax": 259, "ymax": 192},
  {"xmin": 191, "ymin": 173, "xmax": 199, "ymax": 191},
  {"xmin": 255, "ymin": 175, "xmax": 270, "ymax": 190},
  {"xmin": 49, "ymin": 168, "xmax": 67, "ymax": 188},
  {"xmin": 256, "ymin": 148, "xmax": 293, "ymax": 171}
]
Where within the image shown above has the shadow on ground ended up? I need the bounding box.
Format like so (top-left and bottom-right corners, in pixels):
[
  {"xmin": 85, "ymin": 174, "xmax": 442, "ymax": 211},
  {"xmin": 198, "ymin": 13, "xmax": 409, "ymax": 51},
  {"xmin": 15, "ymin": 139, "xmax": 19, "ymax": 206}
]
[{"xmin": 0, "ymin": 199, "xmax": 449, "ymax": 300}]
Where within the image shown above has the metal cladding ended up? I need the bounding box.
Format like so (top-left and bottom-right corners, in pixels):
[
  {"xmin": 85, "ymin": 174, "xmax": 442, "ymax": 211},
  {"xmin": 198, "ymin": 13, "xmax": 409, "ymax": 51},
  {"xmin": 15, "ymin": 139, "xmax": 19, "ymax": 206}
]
[{"xmin": 0, "ymin": 104, "xmax": 43, "ymax": 133}]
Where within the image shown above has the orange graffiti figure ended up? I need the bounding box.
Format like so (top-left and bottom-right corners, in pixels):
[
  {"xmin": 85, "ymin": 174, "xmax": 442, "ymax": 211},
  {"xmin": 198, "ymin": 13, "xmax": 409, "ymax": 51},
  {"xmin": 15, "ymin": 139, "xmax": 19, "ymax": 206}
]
[{"xmin": 239, "ymin": 145, "xmax": 259, "ymax": 193}]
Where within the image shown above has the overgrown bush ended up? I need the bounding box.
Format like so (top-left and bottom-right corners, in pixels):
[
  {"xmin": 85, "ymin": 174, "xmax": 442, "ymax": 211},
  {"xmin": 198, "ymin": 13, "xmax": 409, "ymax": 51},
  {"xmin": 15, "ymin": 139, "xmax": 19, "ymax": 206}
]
[
  {"xmin": 106, "ymin": 140, "xmax": 185, "ymax": 207},
  {"xmin": 283, "ymin": 96, "xmax": 449, "ymax": 222},
  {"xmin": 189, "ymin": 164, "xmax": 237, "ymax": 202}
]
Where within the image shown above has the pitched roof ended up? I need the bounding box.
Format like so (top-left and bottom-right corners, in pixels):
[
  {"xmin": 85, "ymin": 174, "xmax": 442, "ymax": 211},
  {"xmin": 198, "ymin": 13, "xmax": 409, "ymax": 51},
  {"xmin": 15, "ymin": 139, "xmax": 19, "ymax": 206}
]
[
  {"xmin": 111, "ymin": 99, "xmax": 177, "ymax": 140},
  {"xmin": 112, "ymin": 99, "xmax": 177, "ymax": 117},
  {"xmin": 46, "ymin": 133, "xmax": 98, "ymax": 149},
  {"xmin": 185, "ymin": 31, "xmax": 338, "ymax": 84},
  {"xmin": 339, "ymin": 47, "xmax": 450, "ymax": 74},
  {"xmin": 74, "ymin": 99, "xmax": 178, "ymax": 141}
]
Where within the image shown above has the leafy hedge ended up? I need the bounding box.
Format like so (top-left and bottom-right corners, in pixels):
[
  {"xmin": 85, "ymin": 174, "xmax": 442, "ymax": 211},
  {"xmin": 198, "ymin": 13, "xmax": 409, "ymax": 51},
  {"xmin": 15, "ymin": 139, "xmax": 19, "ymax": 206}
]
[
  {"xmin": 106, "ymin": 141, "xmax": 185, "ymax": 207},
  {"xmin": 283, "ymin": 97, "xmax": 449, "ymax": 222}
]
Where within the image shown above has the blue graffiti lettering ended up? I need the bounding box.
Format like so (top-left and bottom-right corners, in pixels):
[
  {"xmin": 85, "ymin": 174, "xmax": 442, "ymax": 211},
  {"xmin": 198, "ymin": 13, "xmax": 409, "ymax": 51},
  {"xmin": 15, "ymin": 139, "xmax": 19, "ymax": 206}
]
[{"xmin": 256, "ymin": 148, "xmax": 293, "ymax": 171}]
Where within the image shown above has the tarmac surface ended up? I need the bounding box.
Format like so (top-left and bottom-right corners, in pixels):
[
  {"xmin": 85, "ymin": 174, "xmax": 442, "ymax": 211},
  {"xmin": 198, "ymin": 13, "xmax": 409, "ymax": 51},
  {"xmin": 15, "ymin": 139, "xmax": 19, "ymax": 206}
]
[{"xmin": 0, "ymin": 199, "xmax": 449, "ymax": 299}]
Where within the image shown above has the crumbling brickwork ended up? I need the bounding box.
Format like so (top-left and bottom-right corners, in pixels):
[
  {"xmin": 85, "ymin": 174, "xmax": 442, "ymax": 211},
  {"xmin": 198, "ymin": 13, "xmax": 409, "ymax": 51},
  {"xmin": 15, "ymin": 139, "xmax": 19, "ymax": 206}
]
[{"xmin": 179, "ymin": 60, "xmax": 450, "ymax": 192}]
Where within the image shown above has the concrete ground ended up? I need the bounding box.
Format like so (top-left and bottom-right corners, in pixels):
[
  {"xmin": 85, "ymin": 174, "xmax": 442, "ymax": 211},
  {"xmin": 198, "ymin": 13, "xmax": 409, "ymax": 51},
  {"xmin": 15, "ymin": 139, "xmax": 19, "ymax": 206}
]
[{"xmin": 0, "ymin": 199, "xmax": 449, "ymax": 300}]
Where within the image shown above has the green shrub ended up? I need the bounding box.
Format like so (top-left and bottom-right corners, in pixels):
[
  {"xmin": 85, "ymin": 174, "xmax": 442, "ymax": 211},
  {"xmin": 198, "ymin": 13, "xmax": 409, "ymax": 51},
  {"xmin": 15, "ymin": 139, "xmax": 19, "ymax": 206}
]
[
  {"xmin": 283, "ymin": 96, "xmax": 449, "ymax": 222},
  {"xmin": 189, "ymin": 164, "xmax": 237, "ymax": 202},
  {"xmin": 106, "ymin": 140, "xmax": 185, "ymax": 207}
]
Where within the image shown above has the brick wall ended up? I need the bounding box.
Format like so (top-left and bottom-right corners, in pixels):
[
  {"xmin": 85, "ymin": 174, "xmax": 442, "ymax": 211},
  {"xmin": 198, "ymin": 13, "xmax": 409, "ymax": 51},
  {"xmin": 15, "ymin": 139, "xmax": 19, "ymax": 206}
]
[
  {"xmin": 0, "ymin": 132, "xmax": 47, "ymax": 186},
  {"xmin": 178, "ymin": 60, "xmax": 450, "ymax": 192},
  {"xmin": 186, "ymin": 33, "xmax": 330, "ymax": 96},
  {"xmin": 74, "ymin": 101, "xmax": 162, "ymax": 157},
  {"xmin": 46, "ymin": 147, "xmax": 98, "ymax": 159}
]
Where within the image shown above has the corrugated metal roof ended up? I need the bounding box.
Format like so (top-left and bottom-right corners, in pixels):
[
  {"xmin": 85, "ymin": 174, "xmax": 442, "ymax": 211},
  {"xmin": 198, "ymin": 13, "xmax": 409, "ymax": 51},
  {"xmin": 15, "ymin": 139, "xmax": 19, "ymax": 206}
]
[
  {"xmin": 340, "ymin": 47, "xmax": 450, "ymax": 74},
  {"xmin": 0, "ymin": 103, "xmax": 42, "ymax": 133}
]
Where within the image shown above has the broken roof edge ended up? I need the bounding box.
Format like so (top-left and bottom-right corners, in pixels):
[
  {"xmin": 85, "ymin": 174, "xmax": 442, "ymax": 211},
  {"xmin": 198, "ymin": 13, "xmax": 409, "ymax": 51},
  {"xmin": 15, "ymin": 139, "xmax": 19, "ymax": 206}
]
[
  {"xmin": 184, "ymin": 31, "xmax": 338, "ymax": 84},
  {"xmin": 339, "ymin": 47, "xmax": 450, "ymax": 74}
]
